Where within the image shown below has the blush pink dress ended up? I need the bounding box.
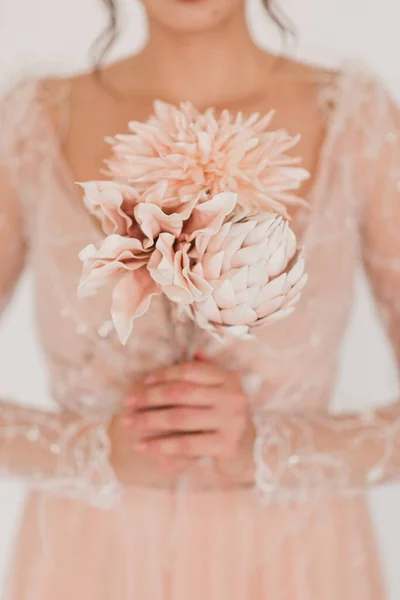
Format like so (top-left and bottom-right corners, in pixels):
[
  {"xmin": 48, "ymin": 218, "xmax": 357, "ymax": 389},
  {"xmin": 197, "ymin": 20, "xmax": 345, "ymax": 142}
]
[{"xmin": 0, "ymin": 62, "xmax": 399, "ymax": 599}]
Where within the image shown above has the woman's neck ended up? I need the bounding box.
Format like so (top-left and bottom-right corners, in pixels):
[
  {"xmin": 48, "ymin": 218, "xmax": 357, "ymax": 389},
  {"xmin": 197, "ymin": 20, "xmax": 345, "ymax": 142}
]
[{"xmin": 134, "ymin": 10, "xmax": 271, "ymax": 108}]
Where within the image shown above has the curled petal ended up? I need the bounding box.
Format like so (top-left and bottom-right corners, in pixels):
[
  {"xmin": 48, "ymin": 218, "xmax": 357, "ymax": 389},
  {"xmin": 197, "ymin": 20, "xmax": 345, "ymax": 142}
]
[
  {"xmin": 134, "ymin": 203, "xmax": 183, "ymax": 243},
  {"xmin": 147, "ymin": 234, "xmax": 212, "ymax": 304},
  {"xmin": 78, "ymin": 235, "xmax": 149, "ymax": 296},
  {"xmin": 111, "ymin": 268, "xmax": 160, "ymax": 345},
  {"xmin": 79, "ymin": 181, "xmax": 137, "ymax": 235},
  {"xmin": 147, "ymin": 232, "xmax": 176, "ymax": 288},
  {"xmin": 184, "ymin": 192, "xmax": 238, "ymax": 241}
]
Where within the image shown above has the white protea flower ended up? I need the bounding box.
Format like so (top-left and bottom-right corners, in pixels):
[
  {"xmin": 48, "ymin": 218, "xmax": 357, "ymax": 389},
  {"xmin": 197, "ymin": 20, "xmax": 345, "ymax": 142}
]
[{"xmin": 187, "ymin": 213, "xmax": 308, "ymax": 338}]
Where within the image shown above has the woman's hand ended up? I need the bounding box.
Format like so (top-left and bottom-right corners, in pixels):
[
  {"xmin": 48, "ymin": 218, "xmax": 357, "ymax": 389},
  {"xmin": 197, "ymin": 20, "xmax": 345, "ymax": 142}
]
[{"xmin": 123, "ymin": 360, "xmax": 256, "ymax": 483}]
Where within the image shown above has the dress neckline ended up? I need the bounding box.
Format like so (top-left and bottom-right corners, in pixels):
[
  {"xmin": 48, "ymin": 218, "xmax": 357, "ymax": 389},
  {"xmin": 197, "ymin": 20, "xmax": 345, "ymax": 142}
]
[{"xmin": 37, "ymin": 63, "xmax": 357, "ymax": 251}]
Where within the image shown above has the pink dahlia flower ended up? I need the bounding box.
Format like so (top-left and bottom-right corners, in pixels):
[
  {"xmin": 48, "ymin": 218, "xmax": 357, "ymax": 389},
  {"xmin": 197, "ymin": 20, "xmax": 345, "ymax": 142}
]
[{"xmin": 105, "ymin": 101, "xmax": 309, "ymax": 219}]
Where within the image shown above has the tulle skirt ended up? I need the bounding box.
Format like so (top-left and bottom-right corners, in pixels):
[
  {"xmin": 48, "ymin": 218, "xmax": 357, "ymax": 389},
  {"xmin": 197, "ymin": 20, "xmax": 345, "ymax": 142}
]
[{"xmin": 5, "ymin": 486, "xmax": 386, "ymax": 600}]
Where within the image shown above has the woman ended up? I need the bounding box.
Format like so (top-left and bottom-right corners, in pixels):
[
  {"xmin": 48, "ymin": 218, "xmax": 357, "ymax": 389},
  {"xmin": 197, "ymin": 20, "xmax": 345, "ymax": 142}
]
[{"xmin": 0, "ymin": 0, "xmax": 399, "ymax": 598}]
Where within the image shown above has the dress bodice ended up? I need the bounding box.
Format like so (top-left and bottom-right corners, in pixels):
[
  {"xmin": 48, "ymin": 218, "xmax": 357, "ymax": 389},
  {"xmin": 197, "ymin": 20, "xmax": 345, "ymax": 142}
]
[
  {"xmin": 1, "ymin": 61, "xmax": 400, "ymax": 503},
  {"xmin": 8, "ymin": 65, "xmax": 372, "ymax": 417}
]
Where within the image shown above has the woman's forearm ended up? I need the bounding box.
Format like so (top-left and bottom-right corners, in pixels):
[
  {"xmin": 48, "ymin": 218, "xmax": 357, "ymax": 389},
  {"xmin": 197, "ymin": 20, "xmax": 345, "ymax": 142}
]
[
  {"xmin": 252, "ymin": 403, "xmax": 400, "ymax": 499},
  {"xmin": 0, "ymin": 400, "xmax": 119, "ymax": 507}
]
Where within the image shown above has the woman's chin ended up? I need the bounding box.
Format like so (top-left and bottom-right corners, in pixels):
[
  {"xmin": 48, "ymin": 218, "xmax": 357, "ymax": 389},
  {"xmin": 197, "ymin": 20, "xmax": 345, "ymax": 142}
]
[{"xmin": 143, "ymin": 0, "xmax": 244, "ymax": 34}]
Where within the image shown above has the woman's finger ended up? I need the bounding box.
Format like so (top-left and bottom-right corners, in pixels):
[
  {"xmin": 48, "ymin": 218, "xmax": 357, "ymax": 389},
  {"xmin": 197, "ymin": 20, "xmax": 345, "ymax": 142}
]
[
  {"xmin": 127, "ymin": 405, "xmax": 220, "ymax": 433},
  {"xmin": 144, "ymin": 361, "xmax": 226, "ymax": 387},
  {"xmin": 135, "ymin": 432, "xmax": 225, "ymax": 457},
  {"xmin": 129, "ymin": 381, "xmax": 225, "ymax": 409}
]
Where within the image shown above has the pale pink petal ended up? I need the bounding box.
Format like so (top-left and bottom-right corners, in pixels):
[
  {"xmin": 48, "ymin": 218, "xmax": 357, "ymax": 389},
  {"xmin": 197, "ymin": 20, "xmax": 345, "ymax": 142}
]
[
  {"xmin": 78, "ymin": 235, "xmax": 149, "ymax": 296},
  {"xmin": 147, "ymin": 233, "xmax": 176, "ymax": 287},
  {"xmin": 79, "ymin": 181, "xmax": 137, "ymax": 235},
  {"xmin": 134, "ymin": 203, "xmax": 183, "ymax": 243},
  {"xmin": 111, "ymin": 268, "xmax": 160, "ymax": 345},
  {"xmin": 184, "ymin": 192, "xmax": 238, "ymax": 240},
  {"xmin": 148, "ymin": 235, "xmax": 211, "ymax": 304}
]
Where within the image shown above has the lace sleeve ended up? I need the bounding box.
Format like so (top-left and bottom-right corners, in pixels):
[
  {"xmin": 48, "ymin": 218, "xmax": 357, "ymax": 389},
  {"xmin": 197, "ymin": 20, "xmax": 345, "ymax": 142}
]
[
  {"xmin": 251, "ymin": 74, "xmax": 400, "ymax": 501},
  {"xmin": 0, "ymin": 80, "xmax": 120, "ymax": 508}
]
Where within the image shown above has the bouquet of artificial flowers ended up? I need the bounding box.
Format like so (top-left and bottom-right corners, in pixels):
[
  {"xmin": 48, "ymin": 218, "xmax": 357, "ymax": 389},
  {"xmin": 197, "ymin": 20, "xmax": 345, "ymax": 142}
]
[{"xmin": 78, "ymin": 101, "xmax": 309, "ymax": 346}]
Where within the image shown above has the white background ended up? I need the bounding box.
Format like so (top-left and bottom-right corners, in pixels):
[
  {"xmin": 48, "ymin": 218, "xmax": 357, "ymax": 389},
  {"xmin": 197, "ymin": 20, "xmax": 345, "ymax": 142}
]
[{"xmin": 0, "ymin": 0, "xmax": 400, "ymax": 596}]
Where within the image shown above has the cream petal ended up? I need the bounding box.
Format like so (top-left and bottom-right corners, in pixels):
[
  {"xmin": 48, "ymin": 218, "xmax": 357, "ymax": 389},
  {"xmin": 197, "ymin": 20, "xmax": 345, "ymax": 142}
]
[
  {"xmin": 221, "ymin": 230, "xmax": 250, "ymax": 271},
  {"xmin": 213, "ymin": 280, "xmax": 236, "ymax": 310},
  {"xmin": 285, "ymin": 273, "xmax": 308, "ymax": 303},
  {"xmin": 247, "ymin": 260, "xmax": 267, "ymax": 287},
  {"xmin": 198, "ymin": 295, "xmax": 223, "ymax": 324},
  {"xmin": 234, "ymin": 285, "xmax": 259, "ymax": 307},
  {"xmin": 232, "ymin": 241, "xmax": 267, "ymax": 268},
  {"xmin": 192, "ymin": 309, "xmax": 214, "ymax": 332},
  {"xmin": 220, "ymin": 305, "xmax": 258, "ymax": 326},
  {"xmin": 284, "ymin": 292, "xmax": 302, "ymax": 308},
  {"xmin": 255, "ymin": 296, "xmax": 285, "ymax": 319},
  {"xmin": 202, "ymin": 250, "xmax": 224, "ymax": 280},
  {"xmin": 256, "ymin": 306, "xmax": 295, "ymax": 326},
  {"xmin": 262, "ymin": 221, "xmax": 286, "ymax": 258},
  {"xmin": 244, "ymin": 214, "xmax": 279, "ymax": 245},
  {"xmin": 226, "ymin": 266, "xmax": 248, "ymax": 293},
  {"xmin": 196, "ymin": 222, "xmax": 231, "ymax": 256},
  {"xmin": 259, "ymin": 273, "xmax": 287, "ymax": 302},
  {"xmin": 287, "ymin": 257, "xmax": 305, "ymax": 286},
  {"xmin": 284, "ymin": 225, "xmax": 298, "ymax": 260},
  {"xmin": 266, "ymin": 243, "xmax": 291, "ymax": 277},
  {"xmin": 224, "ymin": 324, "xmax": 252, "ymax": 338}
]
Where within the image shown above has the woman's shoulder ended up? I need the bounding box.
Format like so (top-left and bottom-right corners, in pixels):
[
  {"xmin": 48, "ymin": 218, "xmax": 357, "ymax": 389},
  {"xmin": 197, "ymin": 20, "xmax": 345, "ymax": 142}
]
[
  {"xmin": 0, "ymin": 74, "xmax": 71, "ymax": 159},
  {"xmin": 280, "ymin": 56, "xmax": 387, "ymax": 103}
]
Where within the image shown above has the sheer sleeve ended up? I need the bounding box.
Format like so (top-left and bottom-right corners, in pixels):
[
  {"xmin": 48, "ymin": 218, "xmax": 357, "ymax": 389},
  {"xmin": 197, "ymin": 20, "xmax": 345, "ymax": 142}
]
[
  {"xmin": 251, "ymin": 73, "xmax": 400, "ymax": 501},
  {"xmin": 0, "ymin": 80, "xmax": 120, "ymax": 508}
]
